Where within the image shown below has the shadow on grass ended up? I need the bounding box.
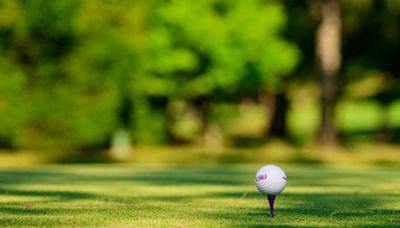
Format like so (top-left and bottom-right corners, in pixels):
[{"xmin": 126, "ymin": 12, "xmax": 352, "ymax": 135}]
[
  {"xmin": 0, "ymin": 167, "xmax": 370, "ymax": 188},
  {"xmin": 0, "ymin": 166, "xmax": 254, "ymax": 186},
  {"xmin": 0, "ymin": 164, "xmax": 397, "ymax": 189},
  {"xmin": 0, "ymin": 206, "xmax": 111, "ymax": 215},
  {"xmin": 0, "ymin": 188, "xmax": 96, "ymax": 200},
  {"xmin": 0, "ymin": 164, "xmax": 397, "ymax": 191}
]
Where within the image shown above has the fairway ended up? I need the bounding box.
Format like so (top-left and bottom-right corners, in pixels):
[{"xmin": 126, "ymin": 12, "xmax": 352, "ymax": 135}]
[{"xmin": 0, "ymin": 164, "xmax": 399, "ymax": 227}]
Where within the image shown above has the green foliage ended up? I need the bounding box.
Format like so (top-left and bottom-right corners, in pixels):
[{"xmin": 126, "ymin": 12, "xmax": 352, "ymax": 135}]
[
  {"xmin": 0, "ymin": 59, "xmax": 27, "ymax": 147},
  {"xmin": 342, "ymin": 0, "xmax": 400, "ymax": 101},
  {"xmin": 2, "ymin": 0, "xmax": 400, "ymax": 150},
  {"xmin": 0, "ymin": 0, "xmax": 298, "ymax": 149},
  {"xmin": 0, "ymin": 0, "xmax": 138, "ymax": 149},
  {"xmin": 148, "ymin": 0, "xmax": 299, "ymax": 98}
]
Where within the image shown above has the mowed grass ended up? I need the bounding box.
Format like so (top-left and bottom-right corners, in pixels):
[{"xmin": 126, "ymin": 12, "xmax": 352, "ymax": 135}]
[{"xmin": 0, "ymin": 164, "xmax": 399, "ymax": 227}]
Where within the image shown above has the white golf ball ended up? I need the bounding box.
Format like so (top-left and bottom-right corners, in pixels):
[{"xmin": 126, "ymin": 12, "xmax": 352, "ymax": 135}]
[{"xmin": 255, "ymin": 164, "xmax": 287, "ymax": 195}]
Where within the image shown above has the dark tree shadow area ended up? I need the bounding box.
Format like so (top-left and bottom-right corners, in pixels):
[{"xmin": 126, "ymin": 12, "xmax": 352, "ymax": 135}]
[
  {"xmin": 0, "ymin": 188, "xmax": 95, "ymax": 200},
  {"xmin": 0, "ymin": 166, "xmax": 254, "ymax": 186},
  {"xmin": 339, "ymin": 127, "xmax": 400, "ymax": 146}
]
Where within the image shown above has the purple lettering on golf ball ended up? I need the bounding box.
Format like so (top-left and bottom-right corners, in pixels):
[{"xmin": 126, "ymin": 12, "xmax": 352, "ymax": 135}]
[{"xmin": 256, "ymin": 174, "xmax": 267, "ymax": 181}]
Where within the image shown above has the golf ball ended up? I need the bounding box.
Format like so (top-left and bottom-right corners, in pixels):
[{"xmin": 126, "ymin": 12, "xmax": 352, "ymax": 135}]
[{"xmin": 255, "ymin": 164, "xmax": 287, "ymax": 195}]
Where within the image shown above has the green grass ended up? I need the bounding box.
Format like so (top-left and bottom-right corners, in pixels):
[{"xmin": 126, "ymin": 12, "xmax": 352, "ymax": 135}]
[{"xmin": 0, "ymin": 164, "xmax": 399, "ymax": 227}]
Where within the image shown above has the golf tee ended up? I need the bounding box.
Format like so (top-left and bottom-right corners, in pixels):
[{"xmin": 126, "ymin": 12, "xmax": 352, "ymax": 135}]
[{"xmin": 267, "ymin": 195, "xmax": 276, "ymax": 218}]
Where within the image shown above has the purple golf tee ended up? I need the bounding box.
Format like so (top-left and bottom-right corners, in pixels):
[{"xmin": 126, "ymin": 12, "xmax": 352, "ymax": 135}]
[{"xmin": 267, "ymin": 195, "xmax": 276, "ymax": 218}]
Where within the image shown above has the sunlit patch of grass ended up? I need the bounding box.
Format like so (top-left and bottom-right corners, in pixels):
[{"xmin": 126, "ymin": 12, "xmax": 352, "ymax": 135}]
[
  {"xmin": 0, "ymin": 164, "xmax": 399, "ymax": 227},
  {"xmin": 0, "ymin": 151, "xmax": 51, "ymax": 169}
]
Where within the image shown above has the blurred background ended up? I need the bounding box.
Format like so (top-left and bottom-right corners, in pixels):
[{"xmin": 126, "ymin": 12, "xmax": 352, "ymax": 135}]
[{"xmin": 1, "ymin": 0, "xmax": 400, "ymax": 165}]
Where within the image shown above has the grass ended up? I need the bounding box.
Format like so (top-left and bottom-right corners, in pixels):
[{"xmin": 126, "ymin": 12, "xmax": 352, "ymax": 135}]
[
  {"xmin": 0, "ymin": 164, "xmax": 399, "ymax": 227},
  {"xmin": 3, "ymin": 141, "xmax": 400, "ymax": 172}
]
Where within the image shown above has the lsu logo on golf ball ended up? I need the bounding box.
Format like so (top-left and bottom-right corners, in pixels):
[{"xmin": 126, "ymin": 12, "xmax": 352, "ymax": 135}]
[{"xmin": 255, "ymin": 164, "xmax": 287, "ymax": 195}]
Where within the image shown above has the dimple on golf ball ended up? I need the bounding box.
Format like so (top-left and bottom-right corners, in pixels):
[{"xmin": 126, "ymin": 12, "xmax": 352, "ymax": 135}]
[{"xmin": 255, "ymin": 164, "xmax": 287, "ymax": 195}]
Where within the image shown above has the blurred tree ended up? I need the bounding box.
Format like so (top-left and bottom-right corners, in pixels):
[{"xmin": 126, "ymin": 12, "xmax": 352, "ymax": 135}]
[
  {"xmin": 316, "ymin": 0, "xmax": 341, "ymax": 146},
  {"xmin": 0, "ymin": 0, "xmax": 81, "ymax": 149},
  {"xmin": 280, "ymin": 0, "xmax": 320, "ymax": 143},
  {"xmin": 283, "ymin": 0, "xmax": 400, "ymax": 146},
  {"xmin": 147, "ymin": 0, "xmax": 299, "ymax": 144},
  {"xmin": 342, "ymin": 0, "xmax": 400, "ymax": 139},
  {"xmin": 0, "ymin": 0, "xmax": 148, "ymax": 150},
  {"xmin": 0, "ymin": 0, "xmax": 27, "ymax": 148},
  {"xmin": 66, "ymin": 0, "xmax": 148, "ymax": 149}
]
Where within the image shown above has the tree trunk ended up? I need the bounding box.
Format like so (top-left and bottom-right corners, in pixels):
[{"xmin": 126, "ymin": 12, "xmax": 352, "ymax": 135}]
[
  {"xmin": 192, "ymin": 98, "xmax": 223, "ymax": 153},
  {"xmin": 316, "ymin": 0, "xmax": 341, "ymax": 146},
  {"xmin": 269, "ymin": 92, "xmax": 289, "ymax": 139},
  {"xmin": 378, "ymin": 104, "xmax": 391, "ymax": 141},
  {"xmin": 109, "ymin": 91, "xmax": 133, "ymax": 160}
]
